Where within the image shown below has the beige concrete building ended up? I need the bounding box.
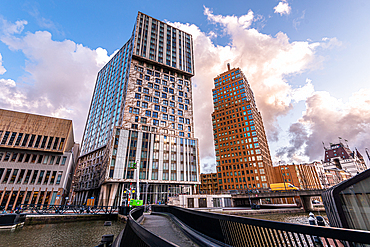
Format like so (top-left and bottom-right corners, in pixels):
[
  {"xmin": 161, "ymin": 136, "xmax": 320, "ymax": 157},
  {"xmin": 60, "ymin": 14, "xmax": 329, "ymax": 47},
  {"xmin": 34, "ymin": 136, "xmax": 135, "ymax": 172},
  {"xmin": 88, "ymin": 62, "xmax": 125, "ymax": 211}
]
[{"xmin": 0, "ymin": 109, "xmax": 79, "ymax": 210}]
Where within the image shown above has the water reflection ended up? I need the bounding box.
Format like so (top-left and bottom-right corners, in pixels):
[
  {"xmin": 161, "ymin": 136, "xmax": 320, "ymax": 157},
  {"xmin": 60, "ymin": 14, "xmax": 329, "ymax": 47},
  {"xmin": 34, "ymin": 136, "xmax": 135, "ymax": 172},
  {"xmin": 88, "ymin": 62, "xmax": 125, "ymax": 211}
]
[
  {"xmin": 0, "ymin": 220, "xmax": 125, "ymax": 247},
  {"xmin": 247, "ymin": 212, "xmax": 327, "ymax": 225}
]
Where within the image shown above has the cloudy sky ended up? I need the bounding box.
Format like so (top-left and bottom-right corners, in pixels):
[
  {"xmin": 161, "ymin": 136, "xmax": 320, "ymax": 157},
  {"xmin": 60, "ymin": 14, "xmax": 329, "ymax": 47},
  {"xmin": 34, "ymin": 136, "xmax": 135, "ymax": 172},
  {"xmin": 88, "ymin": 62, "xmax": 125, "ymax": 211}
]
[{"xmin": 1, "ymin": 0, "xmax": 370, "ymax": 172}]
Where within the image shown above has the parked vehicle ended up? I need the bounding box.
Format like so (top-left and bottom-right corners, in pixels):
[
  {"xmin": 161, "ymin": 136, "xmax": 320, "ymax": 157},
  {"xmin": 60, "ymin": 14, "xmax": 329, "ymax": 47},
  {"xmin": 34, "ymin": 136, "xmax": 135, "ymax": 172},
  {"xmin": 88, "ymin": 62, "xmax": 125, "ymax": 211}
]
[{"xmin": 270, "ymin": 183, "xmax": 299, "ymax": 191}]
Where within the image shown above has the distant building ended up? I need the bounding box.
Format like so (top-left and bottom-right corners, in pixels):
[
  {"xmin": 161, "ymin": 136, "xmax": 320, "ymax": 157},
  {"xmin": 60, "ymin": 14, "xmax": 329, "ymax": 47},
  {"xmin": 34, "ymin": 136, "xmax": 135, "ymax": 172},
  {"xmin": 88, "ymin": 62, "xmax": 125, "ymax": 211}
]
[
  {"xmin": 73, "ymin": 12, "xmax": 200, "ymax": 206},
  {"xmin": 0, "ymin": 109, "xmax": 79, "ymax": 211},
  {"xmin": 323, "ymin": 142, "xmax": 367, "ymax": 176},
  {"xmin": 213, "ymin": 64, "xmax": 273, "ymax": 191},
  {"xmin": 271, "ymin": 162, "xmax": 323, "ymax": 190},
  {"xmin": 200, "ymin": 173, "xmax": 218, "ymax": 193}
]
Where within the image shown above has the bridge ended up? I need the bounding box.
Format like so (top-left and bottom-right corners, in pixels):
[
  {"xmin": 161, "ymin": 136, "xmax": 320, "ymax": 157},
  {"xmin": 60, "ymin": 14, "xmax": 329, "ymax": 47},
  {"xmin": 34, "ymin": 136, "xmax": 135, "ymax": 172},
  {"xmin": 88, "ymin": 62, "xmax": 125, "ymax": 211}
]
[
  {"xmin": 231, "ymin": 189, "xmax": 325, "ymax": 211},
  {"xmin": 109, "ymin": 205, "xmax": 370, "ymax": 247}
]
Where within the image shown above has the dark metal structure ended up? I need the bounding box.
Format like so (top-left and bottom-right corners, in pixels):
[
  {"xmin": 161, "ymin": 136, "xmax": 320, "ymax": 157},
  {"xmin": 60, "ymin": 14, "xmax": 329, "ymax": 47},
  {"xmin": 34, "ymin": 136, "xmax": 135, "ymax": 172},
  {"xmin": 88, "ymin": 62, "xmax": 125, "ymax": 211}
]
[
  {"xmin": 146, "ymin": 205, "xmax": 370, "ymax": 246},
  {"xmin": 322, "ymin": 168, "xmax": 370, "ymax": 230},
  {"xmin": 16, "ymin": 204, "xmax": 117, "ymax": 215},
  {"xmin": 112, "ymin": 206, "xmax": 177, "ymax": 247}
]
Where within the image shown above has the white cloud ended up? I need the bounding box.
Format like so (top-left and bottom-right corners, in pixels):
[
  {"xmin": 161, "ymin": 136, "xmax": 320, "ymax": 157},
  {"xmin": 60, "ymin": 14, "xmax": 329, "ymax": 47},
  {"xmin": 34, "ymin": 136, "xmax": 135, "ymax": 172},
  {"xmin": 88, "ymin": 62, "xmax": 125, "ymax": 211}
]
[
  {"xmin": 170, "ymin": 7, "xmax": 334, "ymax": 167},
  {"xmin": 1, "ymin": 18, "xmax": 28, "ymax": 35},
  {"xmin": 0, "ymin": 26, "xmax": 111, "ymax": 142},
  {"xmin": 274, "ymin": 1, "xmax": 292, "ymax": 16},
  {"xmin": 0, "ymin": 54, "xmax": 6, "ymax": 75}
]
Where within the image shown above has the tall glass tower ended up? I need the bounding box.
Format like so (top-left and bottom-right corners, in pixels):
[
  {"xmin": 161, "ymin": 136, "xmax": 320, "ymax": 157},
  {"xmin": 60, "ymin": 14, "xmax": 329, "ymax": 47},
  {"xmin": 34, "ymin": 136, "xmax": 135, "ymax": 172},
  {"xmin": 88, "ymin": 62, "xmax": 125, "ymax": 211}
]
[
  {"xmin": 73, "ymin": 12, "xmax": 200, "ymax": 206},
  {"xmin": 212, "ymin": 64, "xmax": 273, "ymax": 191}
]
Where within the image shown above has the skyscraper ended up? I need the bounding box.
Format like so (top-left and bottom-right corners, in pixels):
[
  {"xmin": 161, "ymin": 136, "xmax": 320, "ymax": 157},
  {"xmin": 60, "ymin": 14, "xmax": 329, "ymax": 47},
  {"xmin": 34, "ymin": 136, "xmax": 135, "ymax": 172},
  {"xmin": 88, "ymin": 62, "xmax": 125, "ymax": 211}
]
[
  {"xmin": 212, "ymin": 64, "xmax": 273, "ymax": 191},
  {"xmin": 73, "ymin": 12, "xmax": 200, "ymax": 206}
]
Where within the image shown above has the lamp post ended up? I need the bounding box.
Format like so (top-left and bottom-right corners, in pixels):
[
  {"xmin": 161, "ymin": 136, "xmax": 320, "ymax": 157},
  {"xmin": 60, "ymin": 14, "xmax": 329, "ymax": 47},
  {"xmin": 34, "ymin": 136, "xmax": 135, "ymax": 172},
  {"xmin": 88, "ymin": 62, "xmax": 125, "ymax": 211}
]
[{"xmin": 136, "ymin": 159, "xmax": 140, "ymax": 200}]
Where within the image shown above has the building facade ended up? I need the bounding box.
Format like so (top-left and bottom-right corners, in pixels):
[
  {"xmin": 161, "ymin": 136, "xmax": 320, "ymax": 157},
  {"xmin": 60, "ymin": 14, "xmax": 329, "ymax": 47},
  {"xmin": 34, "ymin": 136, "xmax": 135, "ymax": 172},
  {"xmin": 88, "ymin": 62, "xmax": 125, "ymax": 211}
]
[
  {"xmin": 271, "ymin": 162, "xmax": 323, "ymax": 190},
  {"xmin": 73, "ymin": 12, "xmax": 200, "ymax": 206},
  {"xmin": 200, "ymin": 173, "xmax": 218, "ymax": 194},
  {"xmin": 0, "ymin": 109, "xmax": 78, "ymax": 211},
  {"xmin": 213, "ymin": 65, "xmax": 273, "ymax": 191},
  {"xmin": 323, "ymin": 142, "xmax": 367, "ymax": 177}
]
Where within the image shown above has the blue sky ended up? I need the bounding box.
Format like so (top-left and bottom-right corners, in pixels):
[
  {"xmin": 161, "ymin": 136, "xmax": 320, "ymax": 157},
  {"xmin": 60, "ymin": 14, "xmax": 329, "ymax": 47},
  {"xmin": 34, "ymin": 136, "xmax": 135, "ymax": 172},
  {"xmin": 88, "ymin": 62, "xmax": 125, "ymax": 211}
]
[{"xmin": 1, "ymin": 0, "xmax": 370, "ymax": 171}]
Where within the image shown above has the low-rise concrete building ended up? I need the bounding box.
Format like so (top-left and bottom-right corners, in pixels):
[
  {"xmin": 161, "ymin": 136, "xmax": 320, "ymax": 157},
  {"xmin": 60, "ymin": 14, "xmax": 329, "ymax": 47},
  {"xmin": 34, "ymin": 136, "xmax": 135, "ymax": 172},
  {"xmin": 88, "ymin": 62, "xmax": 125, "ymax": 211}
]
[{"xmin": 0, "ymin": 109, "xmax": 79, "ymax": 210}]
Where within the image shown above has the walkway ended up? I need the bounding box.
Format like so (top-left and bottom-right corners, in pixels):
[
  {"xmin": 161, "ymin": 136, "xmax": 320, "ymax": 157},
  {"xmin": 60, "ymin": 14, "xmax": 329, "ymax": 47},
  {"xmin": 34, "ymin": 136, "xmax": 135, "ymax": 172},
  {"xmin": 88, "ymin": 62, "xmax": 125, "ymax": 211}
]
[{"xmin": 141, "ymin": 213, "xmax": 198, "ymax": 247}]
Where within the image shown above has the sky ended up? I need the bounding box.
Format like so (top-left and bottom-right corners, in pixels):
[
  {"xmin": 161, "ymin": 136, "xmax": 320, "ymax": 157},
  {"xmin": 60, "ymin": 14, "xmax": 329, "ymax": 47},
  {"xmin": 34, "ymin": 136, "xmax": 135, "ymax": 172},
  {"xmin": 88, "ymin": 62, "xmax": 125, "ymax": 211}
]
[{"xmin": 1, "ymin": 0, "xmax": 370, "ymax": 172}]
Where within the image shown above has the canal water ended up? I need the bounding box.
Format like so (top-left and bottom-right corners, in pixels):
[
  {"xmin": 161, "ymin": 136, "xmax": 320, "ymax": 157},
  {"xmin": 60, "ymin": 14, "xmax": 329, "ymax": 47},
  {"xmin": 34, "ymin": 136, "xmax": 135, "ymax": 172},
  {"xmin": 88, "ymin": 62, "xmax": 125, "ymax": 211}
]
[
  {"xmin": 247, "ymin": 212, "xmax": 328, "ymax": 225},
  {"xmin": 0, "ymin": 212, "xmax": 326, "ymax": 246},
  {"xmin": 0, "ymin": 220, "xmax": 125, "ymax": 247}
]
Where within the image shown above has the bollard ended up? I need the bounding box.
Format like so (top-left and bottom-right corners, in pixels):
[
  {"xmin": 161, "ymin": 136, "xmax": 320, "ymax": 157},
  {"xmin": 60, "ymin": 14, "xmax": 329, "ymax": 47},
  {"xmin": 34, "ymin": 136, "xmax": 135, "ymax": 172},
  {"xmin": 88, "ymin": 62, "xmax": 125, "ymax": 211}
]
[
  {"xmin": 308, "ymin": 212, "xmax": 323, "ymax": 246},
  {"xmin": 308, "ymin": 212, "xmax": 316, "ymax": 226},
  {"xmin": 316, "ymin": 216, "xmax": 325, "ymax": 226}
]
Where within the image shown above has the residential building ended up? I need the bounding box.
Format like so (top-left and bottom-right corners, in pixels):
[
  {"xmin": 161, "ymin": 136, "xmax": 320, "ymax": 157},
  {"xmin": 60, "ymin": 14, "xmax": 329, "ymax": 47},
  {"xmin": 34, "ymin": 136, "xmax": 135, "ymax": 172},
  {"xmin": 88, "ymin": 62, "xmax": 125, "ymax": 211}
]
[
  {"xmin": 212, "ymin": 64, "xmax": 273, "ymax": 191},
  {"xmin": 323, "ymin": 141, "xmax": 367, "ymax": 177},
  {"xmin": 73, "ymin": 12, "xmax": 200, "ymax": 206},
  {"xmin": 200, "ymin": 173, "xmax": 218, "ymax": 194},
  {"xmin": 0, "ymin": 109, "xmax": 79, "ymax": 210},
  {"xmin": 271, "ymin": 162, "xmax": 323, "ymax": 190}
]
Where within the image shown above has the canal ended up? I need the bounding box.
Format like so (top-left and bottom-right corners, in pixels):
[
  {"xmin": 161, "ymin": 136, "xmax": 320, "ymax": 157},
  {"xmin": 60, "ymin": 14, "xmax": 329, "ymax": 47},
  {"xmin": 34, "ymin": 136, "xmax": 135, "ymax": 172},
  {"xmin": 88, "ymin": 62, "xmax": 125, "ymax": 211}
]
[
  {"xmin": 0, "ymin": 212, "xmax": 326, "ymax": 246},
  {"xmin": 0, "ymin": 220, "xmax": 125, "ymax": 247}
]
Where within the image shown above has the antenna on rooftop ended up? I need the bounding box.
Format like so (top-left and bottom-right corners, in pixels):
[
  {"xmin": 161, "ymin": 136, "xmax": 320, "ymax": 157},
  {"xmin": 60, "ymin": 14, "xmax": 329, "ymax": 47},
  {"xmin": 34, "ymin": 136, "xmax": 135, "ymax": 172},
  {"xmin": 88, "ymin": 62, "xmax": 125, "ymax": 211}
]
[{"xmin": 227, "ymin": 63, "xmax": 230, "ymax": 71}]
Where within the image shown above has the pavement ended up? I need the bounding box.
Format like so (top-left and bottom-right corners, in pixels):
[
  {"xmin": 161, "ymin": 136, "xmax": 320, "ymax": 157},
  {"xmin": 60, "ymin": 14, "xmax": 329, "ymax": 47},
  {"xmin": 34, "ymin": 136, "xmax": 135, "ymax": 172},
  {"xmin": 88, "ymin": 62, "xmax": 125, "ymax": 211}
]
[{"xmin": 141, "ymin": 213, "xmax": 198, "ymax": 247}]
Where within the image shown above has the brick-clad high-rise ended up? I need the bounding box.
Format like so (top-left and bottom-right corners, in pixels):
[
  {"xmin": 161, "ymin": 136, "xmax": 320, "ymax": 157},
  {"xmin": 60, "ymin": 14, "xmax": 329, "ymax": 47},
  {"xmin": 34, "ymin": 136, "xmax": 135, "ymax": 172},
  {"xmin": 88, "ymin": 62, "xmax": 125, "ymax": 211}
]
[{"xmin": 212, "ymin": 65, "xmax": 273, "ymax": 191}]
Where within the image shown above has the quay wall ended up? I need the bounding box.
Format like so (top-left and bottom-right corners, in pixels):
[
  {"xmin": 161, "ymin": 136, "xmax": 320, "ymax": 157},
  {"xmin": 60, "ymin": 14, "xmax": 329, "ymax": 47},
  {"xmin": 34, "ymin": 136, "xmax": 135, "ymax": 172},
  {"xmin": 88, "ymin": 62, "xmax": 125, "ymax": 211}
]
[{"xmin": 25, "ymin": 214, "xmax": 118, "ymax": 225}]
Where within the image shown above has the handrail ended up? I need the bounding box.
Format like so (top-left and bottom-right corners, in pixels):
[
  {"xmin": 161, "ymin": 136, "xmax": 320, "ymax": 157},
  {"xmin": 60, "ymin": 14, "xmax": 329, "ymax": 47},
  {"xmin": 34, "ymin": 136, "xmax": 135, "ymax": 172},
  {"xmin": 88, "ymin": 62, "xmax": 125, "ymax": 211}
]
[
  {"xmin": 152, "ymin": 205, "xmax": 370, "ymax": 247},
  {"xmin": 16, "ymin": 204, "xmax": 117, "ymax": 215},
  {"xmin": 113, "ymin": 206, "xmax": 178, "ymax": 247}
]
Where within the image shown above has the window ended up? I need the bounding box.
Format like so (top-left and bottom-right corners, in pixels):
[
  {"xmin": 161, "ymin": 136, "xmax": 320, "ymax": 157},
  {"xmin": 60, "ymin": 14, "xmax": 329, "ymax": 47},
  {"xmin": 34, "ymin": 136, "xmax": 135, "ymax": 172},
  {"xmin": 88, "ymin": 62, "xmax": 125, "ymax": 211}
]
[
  {"xmin": 163, "ymin": 100, "xmax": 168, "ymax": 106},
  {"xmin": 142, "ymin": 102, "xmax": 148, "ymax": 108},
  {"xmin": 152, "ymin": 112, "xmax": 158, "ymax": 118},
  {"xmin": 163, "ymin": 114, "xmax": 168, "ymax": 120},
  {"xmin": 186, "ymin": 118, "xmax": 190, "ymax": 124},
  {"xmin": 1, "ymin": 131, "xmax": 10, "ymax": 145},
  {"xmin": 144, "ymin": 95, "xmax": 151, "ymax": 101},
  {"xmin": 154, "ymin": 105, "xmax": 160, "ymax": 111},
  {"xmin": 14, "ymin": 133, "xmax": 23, "ymax": 146},
  {"xmin": 154, "ymin": 91, "xmax": 160, "ymax": 97},
  {"xmin": 162, "ymin": 92, "xmax": 167, "ymax": 98},
  {"xmin": 56, "ymin": 172, "xmax": 62, "ymax": 185},
  {"xmin": 21, "ymin": 134, "xmax": 29, "ymax": 146},
  {"xmin": 145, "ymin": 110, "xmax": 151, "ymax": 117},
  {"xmin": 170, "ymin": 115, "xmax": 175, "ymax": 121},
  {"xmin": 169, "ymin": 88, "xmax": 174, "ymax": 94},
  {"xmin": 178, "ymin": 124, "xmax": 183, "ymax": 130},
  {"xmin": 136, "ymin": 79, "xmax": 142, "ymax": 85},
  {"xmin": 179, "ymin": 104, "xmax": 184, "ymax": 109},
  {"xmin": 141, "ymin": 117, "xmax": 147, "ymax": 124},
  {"xmin": 178, "ymin": 97, "xmax": 183, "ymax": 102},
  {"xmin": 136, "ymin": 101, "xmax": 140, "ymax": 107},
  {"xmin": 28, "ymin": 135, "xmax": 36, "ymax": 147},
  {"xmin": 179, "ymin": 117, "xmax": 184, "ymax": 123},
  {"xmin": 148, "ymin": 82, "xmax": 153, "ymax": 88},
  {"xmin": 7, "ymin": 132, "xmax": 17, "ymax": 145},
  {"xmin": 163, "ymin": 87, "xmax": 168, "ymax": 92},
  {"xmin": 61, "ymin": 156, "xmax": 67, "ymax": 165},
  {"xmin": 135, "ymin": 93, "xmax": 141, "ymax": 99},
  {"xmin": 178, "ymin": 110, "xmax": 183, "ymax": 116},
  {"xmin": 143, "ymin": 88, "xmax": 149, "ymax": 94},
  {"xmin": 153, "ymin": 97, "xmax": 159, "ymax": 103},
  {"xmin": 162, "ymin": 106, "xmax": 167, "ymax": 112},
  {"xmin": 133, "ymin": 108, "xmax": 140, "ymax": 114},
  {"xmin": 170, "ymin": 101, "xmax": 175, "ymax": 107},
  {"xmin": 145, "ymin": 75, "xmax": 150, "ymax": 81},
  {"xmin": 153, "ymin": 120, "xmax": 159, "ymax": 126}
]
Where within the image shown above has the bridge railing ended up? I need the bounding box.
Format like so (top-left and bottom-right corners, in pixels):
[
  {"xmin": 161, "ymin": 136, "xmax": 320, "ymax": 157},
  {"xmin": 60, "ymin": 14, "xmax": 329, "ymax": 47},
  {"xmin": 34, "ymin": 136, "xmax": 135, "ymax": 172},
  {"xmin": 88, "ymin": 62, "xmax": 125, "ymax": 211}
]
[
  {"xmin": 16, "ymin": 204, "xmax": 117, "ymax": 215},
  {"xmin": 152, "ymin": 205, "xmax": 370, "ymax": 247},
  {"xmin": 113, "ymin": 206, "xmax": 177, "ymax": 247}
]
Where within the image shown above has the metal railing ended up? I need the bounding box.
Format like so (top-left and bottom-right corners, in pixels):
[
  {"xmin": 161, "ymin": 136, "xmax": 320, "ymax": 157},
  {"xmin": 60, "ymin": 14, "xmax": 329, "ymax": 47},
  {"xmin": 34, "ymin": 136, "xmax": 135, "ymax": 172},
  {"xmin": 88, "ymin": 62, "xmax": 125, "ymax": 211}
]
[
  {"xmin": 113, "ymin": 206, "xmax": 177, "ymax": 247},
  {"xmin": 152, "ymin": 205, "xmax": 370, "ymax": 247},
  {"xmin": 17, "ymin": 204, "xmax": 117, "ymax": 215}
]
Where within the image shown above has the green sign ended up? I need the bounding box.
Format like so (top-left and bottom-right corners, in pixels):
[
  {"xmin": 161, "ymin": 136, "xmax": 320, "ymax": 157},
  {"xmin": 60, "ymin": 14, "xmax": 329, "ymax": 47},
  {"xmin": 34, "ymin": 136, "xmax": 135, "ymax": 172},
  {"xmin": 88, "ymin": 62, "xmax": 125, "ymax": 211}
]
[
  {"xmin": 128, "ymin": 162, "xmax": 136, "ymax": 169},
  {"xmin": 129, "ymin": 199, "xmax": 143, "ymax": 206}
]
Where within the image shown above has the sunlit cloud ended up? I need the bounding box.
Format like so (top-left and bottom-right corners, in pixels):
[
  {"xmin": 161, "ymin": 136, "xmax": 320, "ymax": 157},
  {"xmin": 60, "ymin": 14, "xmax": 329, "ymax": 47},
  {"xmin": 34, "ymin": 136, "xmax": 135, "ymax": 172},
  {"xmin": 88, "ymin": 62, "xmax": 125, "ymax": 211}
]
[{"xmin": 274, "ymin": 0, "xmax": 292, "ymax": 16}]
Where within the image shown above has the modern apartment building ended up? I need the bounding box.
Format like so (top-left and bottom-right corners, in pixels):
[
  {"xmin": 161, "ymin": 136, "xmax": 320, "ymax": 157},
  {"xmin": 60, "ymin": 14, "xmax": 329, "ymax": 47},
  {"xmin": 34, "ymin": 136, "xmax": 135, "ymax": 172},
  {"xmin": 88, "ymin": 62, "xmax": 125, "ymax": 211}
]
[
  {"xmin": 199, "ymin": 173, "xmax": 218, "ymax": 194},
  {"xmin": 323, "ymin": 142, "xmax": 367, "ymax": 177},
  {"xmin": 73, "ymin": 12, "xmax": 200, "ymax": 206},
  {"xmin": 0, "ymin": 109, "xmax": 79, "ymax": 211},
  {"xmin": 212, "ymin": 64, "xmax": 273, "ymax": 191}
]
